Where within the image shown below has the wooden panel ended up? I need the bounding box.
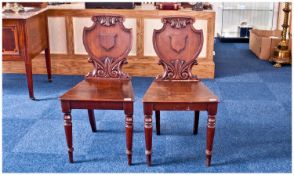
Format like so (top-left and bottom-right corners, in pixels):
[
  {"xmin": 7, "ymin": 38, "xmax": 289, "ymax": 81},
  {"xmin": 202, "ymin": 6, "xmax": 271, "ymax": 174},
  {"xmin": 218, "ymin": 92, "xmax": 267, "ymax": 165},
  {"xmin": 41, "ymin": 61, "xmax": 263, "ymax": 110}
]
[
  {"xmin": 47, "ymin": 9, "xmax": 216, "ymax": 19},
  {"xmin": 2, "ymin": 54, "xmax": 215, "ymax": 79},
  {"xmin": 13, "ymin": 8, "xmax": 215, "ymax": 78},
  {"xmin": 2, "ymin": 26, "xmax": 19, "ymax": 55},
  {"xmin": 2, "ymin": 19, "xmax": 24, "ymax": 61},
  {"xmin": 136, "ymin": 18, "xmax": 144, "ymax": 56},
  {"xmin": 26, "ymin": 12, "xmax": 48, "ymax": 58},
  {"xmin": 65, "ymin": 16, "xmax": 74, "ymax": 55}
]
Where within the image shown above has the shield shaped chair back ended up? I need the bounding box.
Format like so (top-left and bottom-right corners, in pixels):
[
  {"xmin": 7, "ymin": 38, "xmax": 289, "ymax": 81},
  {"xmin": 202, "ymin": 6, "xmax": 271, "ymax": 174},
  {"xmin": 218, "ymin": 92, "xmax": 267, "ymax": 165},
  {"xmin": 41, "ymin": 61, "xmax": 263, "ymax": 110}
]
[
  {"xmin": 153, "ymin": 16, "xmax": 203, "ymax": 80},
  {"xmin": 83, "ymin": 15, "xmax": 132, "ymax": 79}
]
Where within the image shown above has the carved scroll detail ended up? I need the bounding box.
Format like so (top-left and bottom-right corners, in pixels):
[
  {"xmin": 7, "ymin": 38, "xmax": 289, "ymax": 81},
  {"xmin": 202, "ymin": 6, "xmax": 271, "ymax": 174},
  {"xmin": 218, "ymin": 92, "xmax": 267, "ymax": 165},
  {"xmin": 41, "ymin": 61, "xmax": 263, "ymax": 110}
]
[
  {"xmin": 86, "ymin": 57, "xmax": 129, "ymax": 79},
  {"xmin": 92, "ymin": 15, "xmax": 123, "ymax": 26},
  {"xmin": 162, "ymin": 16, "xmax": 194, "ymax": 29},
  {"xmin": 156, "ymin": 59, "xmax": 199, "ymax": 81}
]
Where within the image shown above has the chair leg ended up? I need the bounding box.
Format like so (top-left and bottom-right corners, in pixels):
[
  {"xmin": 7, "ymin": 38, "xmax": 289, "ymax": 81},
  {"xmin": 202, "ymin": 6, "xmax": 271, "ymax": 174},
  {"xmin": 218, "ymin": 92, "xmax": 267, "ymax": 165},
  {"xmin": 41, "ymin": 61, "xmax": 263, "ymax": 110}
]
[
  {"xmin": 206, "ymin": 104, "xmax": 217, "ymax": 167},
  {"xmin": 144, "ymin": 103, "xmax": 153, "ymax": 166},
  {"xmin": 87, "ymin": 109, "xmax": 97, "ymax": 132},
  {"xmin": 124, "ymin": 102, "xmax": 133, "ymax": 166},
  {"xmin": 64, "ymin": 113, "xmax": 74, "ymax": 163},
  {"xmin": 155, "ymin": 111, "xmax": 160, "ymax": 135},
  {"xmin": 193, "ymin": 111, "xmax": 200, "ymax": 135}
]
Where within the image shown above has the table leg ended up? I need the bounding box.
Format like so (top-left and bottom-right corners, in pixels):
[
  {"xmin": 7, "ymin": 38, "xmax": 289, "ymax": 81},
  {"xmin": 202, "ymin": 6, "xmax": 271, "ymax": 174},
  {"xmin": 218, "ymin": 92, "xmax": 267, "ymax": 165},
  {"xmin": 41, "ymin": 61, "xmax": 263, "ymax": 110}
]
[
  {"xmin": 64, "ymin": 112, "xmax": 74, "ymax": 163},
  {"xmin": 155, "ymin": 110, "xmax": 160, "ymax": 135},
  {"xmin": 44, "ymin": 47, "xmax": 52, "ymax": 82},
  {"xmin": 87, "ymin": 109, "xmax": 97, "ymax": 132},
  {"xmin": 193, "ymin": 111, "xmax": 200, "ymax": 135},
  {"xmin": 206, "ymin": 104, "xmax": 218, "ymax": 166},
  {"xmin": 24, "ymin": 59, "xmax": 34, "ymax": 100},
  {"xmin": 144, "ymin": 103, "xmax": 153, "ymax": 166},
  {"xmin": 124, "ymin": 102, "xmax": 134, "ymax": 165}
]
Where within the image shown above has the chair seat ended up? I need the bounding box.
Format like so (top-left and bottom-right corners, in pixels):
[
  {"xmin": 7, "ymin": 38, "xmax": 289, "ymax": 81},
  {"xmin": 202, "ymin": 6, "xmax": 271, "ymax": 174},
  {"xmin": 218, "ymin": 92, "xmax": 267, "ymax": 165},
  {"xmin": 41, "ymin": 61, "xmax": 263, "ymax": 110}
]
[
  {"xmin": 142, "ymin": 81, "xmax": 218, "ymax": 103},
  {"xmin": 60, "ymin": 78, "xmax": 134, "ymax": 102}
]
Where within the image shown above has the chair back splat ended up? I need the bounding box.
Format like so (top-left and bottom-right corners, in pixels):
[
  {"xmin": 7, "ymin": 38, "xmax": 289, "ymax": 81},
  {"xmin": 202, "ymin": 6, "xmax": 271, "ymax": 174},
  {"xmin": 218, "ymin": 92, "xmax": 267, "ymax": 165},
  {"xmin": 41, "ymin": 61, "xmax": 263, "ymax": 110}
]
[
  {"xmin": 153, "ymin": 16, "xmax": 203, "ymax": 81},
  {"xmin": 83, "ymin": 15, "xmax": 132, "ymax": 79}
]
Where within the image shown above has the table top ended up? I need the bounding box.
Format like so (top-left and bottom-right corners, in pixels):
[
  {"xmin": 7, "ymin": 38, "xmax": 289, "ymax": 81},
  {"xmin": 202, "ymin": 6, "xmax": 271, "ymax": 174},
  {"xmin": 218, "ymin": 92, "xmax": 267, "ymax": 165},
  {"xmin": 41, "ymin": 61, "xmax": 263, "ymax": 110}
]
[
  {"xmin": 143, "ymin": 80, "xmax": 218, "ymax": 103},
  {"xmin": 59, "ymin": 78, "xmax": 134, "ymax": 102},
  {"xmin": 2, "ymin": 7, "xmax": 47, "ymax": 19}
]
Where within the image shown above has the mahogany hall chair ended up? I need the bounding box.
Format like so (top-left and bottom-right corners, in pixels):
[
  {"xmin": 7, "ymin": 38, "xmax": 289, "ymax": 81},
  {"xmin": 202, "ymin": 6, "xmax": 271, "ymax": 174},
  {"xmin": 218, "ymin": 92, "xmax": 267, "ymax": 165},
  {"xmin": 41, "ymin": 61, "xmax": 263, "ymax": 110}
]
[
  {"xmin": 143, "ymin": 16, "xmax": 219, "ymax": 166},
  {"xmin": 59, "ymin": 15, "xmax": 134, "ymax": 165}
]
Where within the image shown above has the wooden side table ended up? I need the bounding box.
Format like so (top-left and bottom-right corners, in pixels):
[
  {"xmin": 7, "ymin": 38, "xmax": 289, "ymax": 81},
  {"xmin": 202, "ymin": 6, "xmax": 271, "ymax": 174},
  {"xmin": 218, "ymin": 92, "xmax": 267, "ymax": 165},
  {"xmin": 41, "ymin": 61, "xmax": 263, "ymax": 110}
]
[{"xmin": 2, "ymin": 9, "xmax": 52, "ymax": 100}]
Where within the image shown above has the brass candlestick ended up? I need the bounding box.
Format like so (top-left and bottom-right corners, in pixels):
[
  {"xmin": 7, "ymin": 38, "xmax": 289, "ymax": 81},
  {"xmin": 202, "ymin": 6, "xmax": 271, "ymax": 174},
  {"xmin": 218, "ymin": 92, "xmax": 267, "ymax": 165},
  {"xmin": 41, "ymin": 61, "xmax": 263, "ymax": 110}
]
[{"xmin": 272, "ymin": 2, "xmax": 291, "ymax": 68}]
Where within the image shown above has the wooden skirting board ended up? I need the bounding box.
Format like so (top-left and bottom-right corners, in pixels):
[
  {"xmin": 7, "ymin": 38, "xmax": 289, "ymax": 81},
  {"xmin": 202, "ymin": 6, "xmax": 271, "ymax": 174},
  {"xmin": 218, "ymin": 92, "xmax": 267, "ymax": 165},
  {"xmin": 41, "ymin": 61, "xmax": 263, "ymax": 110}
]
[{"xmin": 3, "ymin": 54, "xmax": 215, "ymax": 78}]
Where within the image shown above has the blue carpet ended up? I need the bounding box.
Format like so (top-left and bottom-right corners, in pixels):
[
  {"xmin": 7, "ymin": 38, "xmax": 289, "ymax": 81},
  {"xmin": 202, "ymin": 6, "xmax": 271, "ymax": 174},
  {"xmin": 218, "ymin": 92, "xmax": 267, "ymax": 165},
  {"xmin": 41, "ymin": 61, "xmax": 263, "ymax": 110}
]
[{"xmin": 2, "ymin": 40, "xmax": 292, "ymax": 173}]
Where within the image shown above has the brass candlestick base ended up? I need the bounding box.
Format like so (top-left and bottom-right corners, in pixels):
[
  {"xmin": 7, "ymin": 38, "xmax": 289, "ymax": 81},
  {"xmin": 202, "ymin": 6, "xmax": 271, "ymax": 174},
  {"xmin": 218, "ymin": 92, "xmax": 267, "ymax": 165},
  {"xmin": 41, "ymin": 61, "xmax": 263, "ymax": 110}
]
[
  {"xmin": 272, "ymin": 47, "xmax": 291, "ymax": 68},
  {"xmin": 271, "ymin": 2, "xmax": 291, "ymax": 68}
]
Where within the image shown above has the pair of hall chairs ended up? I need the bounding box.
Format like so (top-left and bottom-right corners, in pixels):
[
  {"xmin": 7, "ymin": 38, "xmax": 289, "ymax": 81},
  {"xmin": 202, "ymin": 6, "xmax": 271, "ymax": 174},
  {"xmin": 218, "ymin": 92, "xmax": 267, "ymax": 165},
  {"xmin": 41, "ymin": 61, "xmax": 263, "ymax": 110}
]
[{"xmin": 59, "ymin": 15, "xmax": 219, "ymax": 166}]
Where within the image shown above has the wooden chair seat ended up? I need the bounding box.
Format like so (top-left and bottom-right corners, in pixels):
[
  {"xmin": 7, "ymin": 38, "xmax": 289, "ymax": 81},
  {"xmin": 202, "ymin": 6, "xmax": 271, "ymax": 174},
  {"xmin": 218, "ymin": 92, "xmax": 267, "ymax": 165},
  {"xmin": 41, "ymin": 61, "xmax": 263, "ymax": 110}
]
[
  {"xmin": 143, "ymin": 81, "xmax": 217, "ymax": 103},
  {"xmin": 60, "ymin": 79, "xmax": 134, "ymax": 102}
]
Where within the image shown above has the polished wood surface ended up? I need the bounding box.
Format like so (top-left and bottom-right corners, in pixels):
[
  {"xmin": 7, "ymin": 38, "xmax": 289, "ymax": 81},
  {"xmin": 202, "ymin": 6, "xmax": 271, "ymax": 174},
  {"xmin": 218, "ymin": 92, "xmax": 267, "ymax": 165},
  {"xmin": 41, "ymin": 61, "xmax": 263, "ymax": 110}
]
[
  {"xmin": 143, "ymin": 16, "xmax": 219, "ymax": 167},
  {"xmin": 45, "ymin": 8, "xmax": 216, "ymax": 78},
  {"xmin": 2, "ymin": 26, "xmax": 19, "ymax": 55},
  {"xmin": 65, "ymin": 16, "xmax": 74, "ymax": 55},
  {"xmin": 60, "ymin": 15, "xmax": 134, "ymax": 165},
  {"xmin": 83, "ymin": 15, "xmax": 132, "ymax": 79},
  {"xmin": 153, "ymin": 16, "xmax": 203, "ymax": 80},
  {"xmin": 60, "ymin": 79, "xmax": 134, "ymax": 102},
  {"xmin": 2, "ymin": 54, "xmax": 214, "ymax": 78},
  {"xmin": 2, "ymin": 11, "xmax": 51, "ymax": 99},
  {"xmin": 143, "ymin": 81, "xmax": 218, "ymax": 103}
]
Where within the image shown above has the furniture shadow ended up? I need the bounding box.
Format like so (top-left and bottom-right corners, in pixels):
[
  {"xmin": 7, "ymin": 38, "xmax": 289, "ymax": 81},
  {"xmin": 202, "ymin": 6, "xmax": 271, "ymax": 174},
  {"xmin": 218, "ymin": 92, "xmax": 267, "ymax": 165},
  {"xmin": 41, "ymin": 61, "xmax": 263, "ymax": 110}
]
[{"xmin": 34, "ymin": 97, "xmax": 58, "ymax": 101}]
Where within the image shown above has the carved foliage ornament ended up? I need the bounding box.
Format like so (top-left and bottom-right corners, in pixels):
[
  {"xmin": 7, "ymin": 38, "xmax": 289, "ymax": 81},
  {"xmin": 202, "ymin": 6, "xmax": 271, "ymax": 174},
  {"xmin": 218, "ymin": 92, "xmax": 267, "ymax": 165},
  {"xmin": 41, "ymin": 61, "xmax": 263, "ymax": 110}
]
[
  {"xmin": 86, "ymin": 57, "xmax": 129, "ymax": 79},
  {"xmin": 92, "ymin": 15, "xmax": 123, "ymax": 26},
  {"xmin": 162, "ymin": 17, "xmax": 194, "ymax": 29},
  {"xmin": 157, "ymin": 59, "xmax": 198, "ymax": 80}
]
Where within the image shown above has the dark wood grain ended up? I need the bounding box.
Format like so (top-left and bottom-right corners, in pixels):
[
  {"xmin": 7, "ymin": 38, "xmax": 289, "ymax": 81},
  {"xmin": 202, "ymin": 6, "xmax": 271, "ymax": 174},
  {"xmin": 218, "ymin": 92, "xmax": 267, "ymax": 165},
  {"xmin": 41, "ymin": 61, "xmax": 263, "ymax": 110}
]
[
  {"xmin": 153, "ymin": 16, "xmax": 203, "ymax": 80},
  {"xmin": 143, "ymin": 16, "xmax": 219, "ymax": 166},
  {"xmin": 83, "ymin": 15, "xmax": 132, "ymax": 79},
  {"xmin": 155, "ymin": 111, "xmax": 160, "ymax": 135},
  {"xmin": 193, "ymin": 111, "xmax": 200, "ymax": 135},
  {"xmin": 60, "ymin": 14, "xmax": 134, "ymax": 165}
]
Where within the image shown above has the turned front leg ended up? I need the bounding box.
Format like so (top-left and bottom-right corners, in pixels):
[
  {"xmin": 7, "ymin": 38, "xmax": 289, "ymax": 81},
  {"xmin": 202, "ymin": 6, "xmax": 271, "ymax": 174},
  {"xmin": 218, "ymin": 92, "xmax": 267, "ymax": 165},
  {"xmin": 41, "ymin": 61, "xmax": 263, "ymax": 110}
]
[
  {"xmin": 206, "ymin": 104, "xmax": 218, "ymax": 166},
  {"xmin": 64, "ymin": 113, "xmax": 74, "ymax": 163},
  {"xmin": 124, "ymin": 102, "xmax": 134, "ymax": 165},
  {"xmin": 144, "ymin": 103, "xmax": 153, "ymax": 166}
]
